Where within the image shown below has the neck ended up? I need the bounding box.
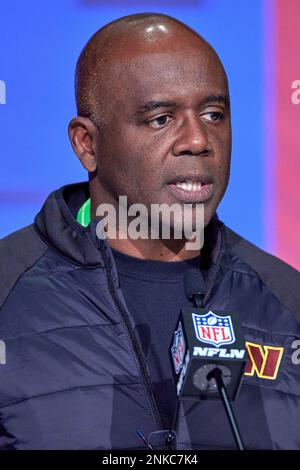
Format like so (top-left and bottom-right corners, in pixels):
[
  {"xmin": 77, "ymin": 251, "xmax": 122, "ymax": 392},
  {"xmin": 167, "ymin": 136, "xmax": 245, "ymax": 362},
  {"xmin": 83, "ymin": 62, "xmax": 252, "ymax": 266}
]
[{"xmin": 107, "ymin": 237, "xmax": 200, "ymax": 261}]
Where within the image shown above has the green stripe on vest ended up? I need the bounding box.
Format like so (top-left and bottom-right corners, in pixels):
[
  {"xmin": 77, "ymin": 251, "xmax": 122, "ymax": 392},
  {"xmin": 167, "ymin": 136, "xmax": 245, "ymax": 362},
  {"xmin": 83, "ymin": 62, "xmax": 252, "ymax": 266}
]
[{"xmin": 77, "ymin": 198, "xmax": 91, "ymax": 227}]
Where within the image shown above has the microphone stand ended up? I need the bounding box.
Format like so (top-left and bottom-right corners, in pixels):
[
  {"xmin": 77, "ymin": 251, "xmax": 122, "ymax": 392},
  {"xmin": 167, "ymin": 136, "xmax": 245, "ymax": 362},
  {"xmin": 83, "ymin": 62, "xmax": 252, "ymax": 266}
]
[
  {"xmin": 192, "ymin": 293, "xmax": 245, "ymax": 450},
  {"xmin": 208, "ymin": 367, "xmax": 245, "ymax": 450}
]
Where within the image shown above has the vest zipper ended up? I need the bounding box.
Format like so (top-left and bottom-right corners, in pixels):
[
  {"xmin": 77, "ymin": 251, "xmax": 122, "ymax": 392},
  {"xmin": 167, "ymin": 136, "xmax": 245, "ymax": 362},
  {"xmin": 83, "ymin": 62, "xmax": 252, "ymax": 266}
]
[{"xmin": 100, "ymin": 246, "xmax": 164, "ymax": 432}]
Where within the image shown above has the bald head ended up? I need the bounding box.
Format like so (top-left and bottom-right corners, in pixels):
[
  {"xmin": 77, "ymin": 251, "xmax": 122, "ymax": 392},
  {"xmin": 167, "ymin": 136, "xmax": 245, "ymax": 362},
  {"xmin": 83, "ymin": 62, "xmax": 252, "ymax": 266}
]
[{"xmin": 75, "ymin": 13, "xmax": 227, "ymax": 127}]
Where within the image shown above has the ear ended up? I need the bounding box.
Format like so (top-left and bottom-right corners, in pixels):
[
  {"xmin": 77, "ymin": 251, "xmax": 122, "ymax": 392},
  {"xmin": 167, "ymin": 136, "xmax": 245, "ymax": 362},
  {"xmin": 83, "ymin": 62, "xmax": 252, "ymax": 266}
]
[{"xmin": 68, "ymin": 117, "xmax": 98, "ymax": 172}]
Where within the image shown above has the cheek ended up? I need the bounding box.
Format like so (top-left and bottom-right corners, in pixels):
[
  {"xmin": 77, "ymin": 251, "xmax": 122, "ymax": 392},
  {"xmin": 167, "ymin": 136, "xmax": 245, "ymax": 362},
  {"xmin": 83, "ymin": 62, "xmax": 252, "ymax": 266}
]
[
  {"xmin": 101, "ymin": 150, "xmax": 160, "ymax": 203},
  {"xmin": 214, "ymin": 163, "xmax": 230, "ymax": 198},
  {"xmin": 99, "ymin": 125, "xmax": 171, "ymax": 201},
  {"xmin": 217, "ymin": 161, "xmax": 230, "ymax": 178},
  {"xmin": 123, "ymin": 142, "xmax": 167, "ymax": 192},
  {"xmin": 214, "ymin": 136, "xmax": 231, "ymax": 179}
]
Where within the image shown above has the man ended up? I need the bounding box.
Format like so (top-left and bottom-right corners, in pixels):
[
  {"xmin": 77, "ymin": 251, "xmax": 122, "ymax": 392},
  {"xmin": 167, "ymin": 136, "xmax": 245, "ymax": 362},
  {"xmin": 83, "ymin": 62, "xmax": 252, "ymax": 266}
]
[{"xmin": 0, "ymin": 13, "xmax": 299, "ymax": 450}]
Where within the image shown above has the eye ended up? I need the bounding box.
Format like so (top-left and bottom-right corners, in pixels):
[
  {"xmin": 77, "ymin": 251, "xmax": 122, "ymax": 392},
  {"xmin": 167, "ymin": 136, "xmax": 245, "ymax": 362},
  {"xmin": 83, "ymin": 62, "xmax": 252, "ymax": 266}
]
[
  {"xmin": 147, "ymin": 115, "xmax": 172, "ymax": 129},
  {"xmin": 201, "ymin": 111, "xmax": 225, "ymax": 122}
]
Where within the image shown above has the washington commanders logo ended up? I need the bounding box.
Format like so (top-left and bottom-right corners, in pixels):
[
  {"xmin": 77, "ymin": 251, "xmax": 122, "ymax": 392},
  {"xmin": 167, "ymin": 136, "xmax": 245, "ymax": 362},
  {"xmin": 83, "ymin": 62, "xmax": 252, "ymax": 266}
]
[{"xmin": 244, "ymin": 342, "xmax": 284, "ymax": 380}]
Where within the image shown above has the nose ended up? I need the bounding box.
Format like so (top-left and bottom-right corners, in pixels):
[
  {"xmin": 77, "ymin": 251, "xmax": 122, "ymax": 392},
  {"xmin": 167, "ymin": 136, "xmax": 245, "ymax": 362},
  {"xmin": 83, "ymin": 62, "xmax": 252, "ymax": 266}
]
[{"xmin": 172, "ymin": 114, "xmax": 212, "ymax": 157}]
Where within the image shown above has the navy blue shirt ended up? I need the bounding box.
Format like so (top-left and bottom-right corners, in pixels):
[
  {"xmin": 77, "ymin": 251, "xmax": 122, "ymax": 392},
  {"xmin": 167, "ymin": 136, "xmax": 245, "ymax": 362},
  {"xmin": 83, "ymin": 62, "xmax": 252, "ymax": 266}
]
[{"xmin": 111, "ymin": 248, "xmax": 202, "ymax": 429}]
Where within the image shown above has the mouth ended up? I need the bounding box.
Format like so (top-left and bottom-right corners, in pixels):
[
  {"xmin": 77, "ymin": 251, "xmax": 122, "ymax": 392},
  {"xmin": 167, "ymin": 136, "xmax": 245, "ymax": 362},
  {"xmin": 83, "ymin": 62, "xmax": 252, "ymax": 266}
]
[{"xmin": 166, "ymin": 176, "xmax": 214, "ymax": 203}]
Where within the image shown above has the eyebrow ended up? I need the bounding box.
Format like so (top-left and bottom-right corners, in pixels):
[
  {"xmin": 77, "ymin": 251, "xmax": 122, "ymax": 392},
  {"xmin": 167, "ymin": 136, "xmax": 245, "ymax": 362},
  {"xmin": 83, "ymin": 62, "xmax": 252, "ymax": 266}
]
[
  {"xmin": 137, "ymin": 100, "xmax": 177, "ymax": 114},
  {"xmin": 202, "ymin": 94, "xmax": 230, "ymax": 106},
  {"xmin": 136, "ymin": 94, "xmax": 229, "ymax": 114}
]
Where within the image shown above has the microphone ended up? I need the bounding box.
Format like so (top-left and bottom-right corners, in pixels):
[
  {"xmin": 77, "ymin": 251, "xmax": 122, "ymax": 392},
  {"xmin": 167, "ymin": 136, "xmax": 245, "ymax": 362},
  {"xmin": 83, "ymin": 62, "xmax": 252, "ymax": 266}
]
[
  {"xmin": 184, "ymin": 271, "xmax": 206, "ymax": 308},
  {"xmin": 170, "ymin": 307, "xmax": 247, "ymax": 400},
  {"xmin": 170, "ymin": 281, "xmax": 248, "ymax": 449}
]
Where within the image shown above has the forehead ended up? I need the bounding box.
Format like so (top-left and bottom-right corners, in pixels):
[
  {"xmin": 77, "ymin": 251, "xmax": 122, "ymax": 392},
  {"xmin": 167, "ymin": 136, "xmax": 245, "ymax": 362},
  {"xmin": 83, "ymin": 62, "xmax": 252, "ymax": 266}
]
[{"xmin": 107, "ymin": 48, "xmax": 227, "ymax": 107}]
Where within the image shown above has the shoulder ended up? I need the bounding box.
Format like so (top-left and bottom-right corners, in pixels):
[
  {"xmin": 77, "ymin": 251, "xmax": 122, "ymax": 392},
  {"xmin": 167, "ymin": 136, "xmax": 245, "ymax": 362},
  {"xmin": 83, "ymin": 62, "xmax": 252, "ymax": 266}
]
[
  {"xmin": 223, "ymin": 225, "xmax": 300, "ymax": 317},
  {"xmin": 0, "ymin": 225, "xmax": 48, "ymax": 308}
]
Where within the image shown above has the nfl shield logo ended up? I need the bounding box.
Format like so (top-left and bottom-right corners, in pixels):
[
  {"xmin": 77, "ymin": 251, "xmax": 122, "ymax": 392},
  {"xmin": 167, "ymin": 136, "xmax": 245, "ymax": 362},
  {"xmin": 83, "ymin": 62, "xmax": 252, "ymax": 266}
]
[
  {"xmin": 192, "ymin": 311, "xmax": 235, "ymax": 347},
  {"xmin": 171, "ymin": 322, "xmax": 186, "ymax": 374}
]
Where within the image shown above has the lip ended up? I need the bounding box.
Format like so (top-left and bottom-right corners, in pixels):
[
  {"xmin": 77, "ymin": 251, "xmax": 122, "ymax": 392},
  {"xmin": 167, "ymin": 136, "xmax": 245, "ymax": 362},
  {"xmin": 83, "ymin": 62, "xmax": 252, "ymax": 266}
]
[
  {"xmin": 167, "ymin": 182, "xmax": 214, "ymax": 203},
  {"xmin": 166, "ymin": 173, "xmax": 214, "ymax": 186}
]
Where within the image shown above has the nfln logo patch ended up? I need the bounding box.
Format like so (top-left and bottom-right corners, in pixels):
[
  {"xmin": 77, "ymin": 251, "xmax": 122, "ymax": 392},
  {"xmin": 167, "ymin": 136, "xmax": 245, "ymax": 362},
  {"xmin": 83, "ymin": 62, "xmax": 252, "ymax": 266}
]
[{"xmin": 192, "ymin": 311, "xmax": 235, "ymax": 347}]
